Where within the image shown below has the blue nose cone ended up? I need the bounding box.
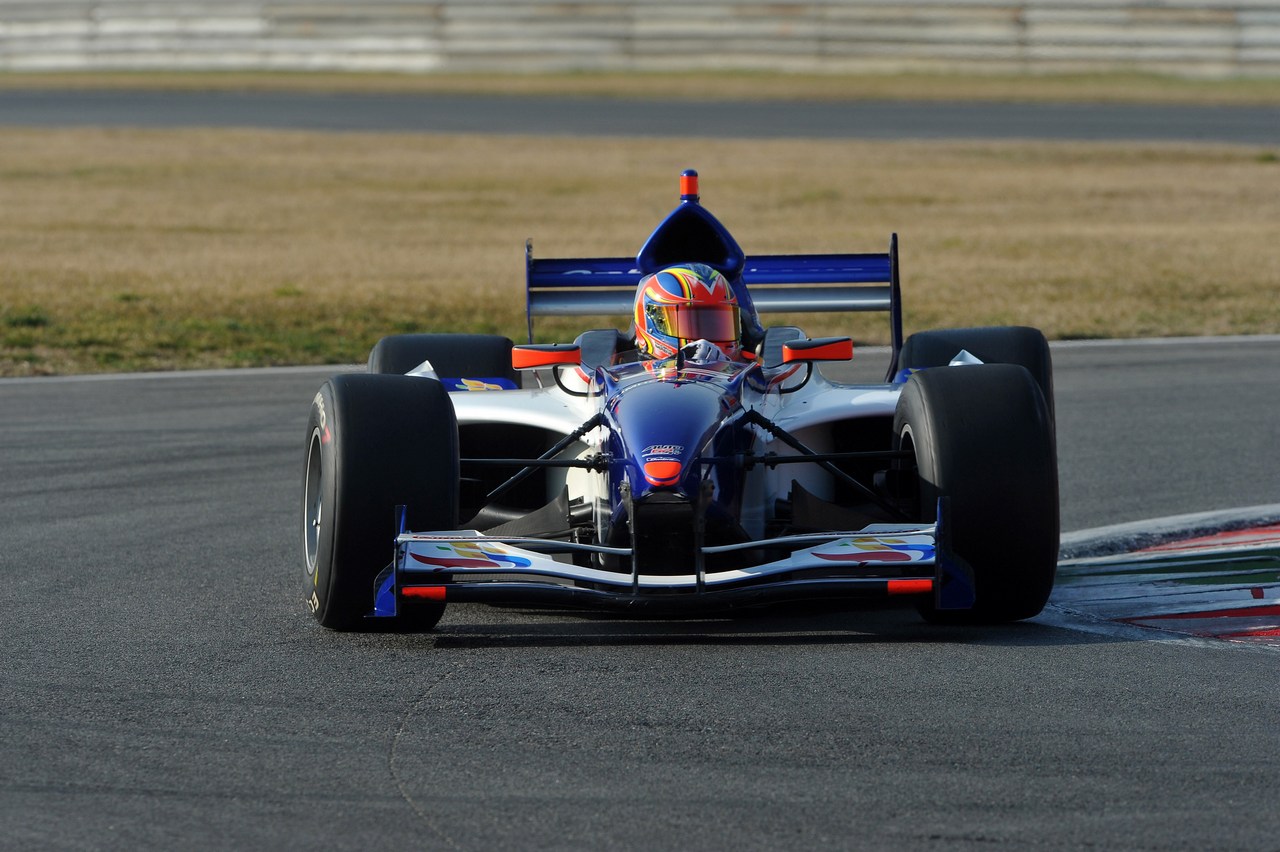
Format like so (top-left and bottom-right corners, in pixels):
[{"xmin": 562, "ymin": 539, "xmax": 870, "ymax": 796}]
[{"xmin": 610, "ymin": 379, "xmax": 724, "ymax": 499}]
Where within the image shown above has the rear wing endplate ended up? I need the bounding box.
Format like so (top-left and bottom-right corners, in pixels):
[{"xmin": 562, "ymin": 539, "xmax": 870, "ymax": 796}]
[{"xmin": 526, "ymin": 235, "xmax": 905, "ymax": 377}]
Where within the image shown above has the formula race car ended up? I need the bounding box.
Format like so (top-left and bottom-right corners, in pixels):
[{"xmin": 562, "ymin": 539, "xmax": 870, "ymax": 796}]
[{"xmin": 302, "ymin": 170, "xmax": 1058, "ymax": 631}]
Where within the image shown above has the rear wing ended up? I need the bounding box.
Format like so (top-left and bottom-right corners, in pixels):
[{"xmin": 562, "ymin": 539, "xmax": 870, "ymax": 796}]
[{"xmin": 525, "ymin": 234, "xmax": 905, "ymax": 377}]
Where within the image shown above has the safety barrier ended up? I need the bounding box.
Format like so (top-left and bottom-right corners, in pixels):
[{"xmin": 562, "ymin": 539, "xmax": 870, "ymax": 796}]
[{"xmin": 1, "ymin": 1, "xmax": 1277, "ymax": 77}]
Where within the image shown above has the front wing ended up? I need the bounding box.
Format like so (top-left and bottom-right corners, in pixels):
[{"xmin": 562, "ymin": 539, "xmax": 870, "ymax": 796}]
[{"xmin": 370, "ymin": 502, "xmax": 976, "ymax": 618}]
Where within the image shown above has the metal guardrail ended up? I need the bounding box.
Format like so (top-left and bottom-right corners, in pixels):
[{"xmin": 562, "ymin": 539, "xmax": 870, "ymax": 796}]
[{"xmin": 0, "ymin": 1, "xmax": 1277, "ymax": 76}]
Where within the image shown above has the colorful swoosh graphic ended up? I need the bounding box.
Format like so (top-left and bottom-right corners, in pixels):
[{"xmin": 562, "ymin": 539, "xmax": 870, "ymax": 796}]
[
  {"xmin": 813, "ymin": 536, "xmax": 935, "ymax": 564},
  {"xmin": 409, "ymin": 542, "xmax": 532, "ymax": 570}
]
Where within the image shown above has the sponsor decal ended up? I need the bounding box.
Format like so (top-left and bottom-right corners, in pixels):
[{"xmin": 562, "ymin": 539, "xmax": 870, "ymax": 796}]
[
  {"xmin": 312, "ymin": 392, "xmax": 331, "ymax": 445},
  {"xmin": 643, "ymin": 444, "xmax": 684, "ymax": 458},
  {"xmin": 643, "ymin": 460, "xmax": 683, "ymax": 487},
  {"xmin": 443, "ymin": 377, "xmax": 518, "ymax": 392}
]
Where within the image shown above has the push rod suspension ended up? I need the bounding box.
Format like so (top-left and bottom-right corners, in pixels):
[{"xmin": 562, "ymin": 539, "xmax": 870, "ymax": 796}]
[
  {"xmin": 463, "ymin": 457, "xmax": 606, "ymax": 469},
  {"xmin": 701, "ymin": 450, "xmax": 913, "ymax": 466},
  {"xmin": 740, "ymin": 409, "xmax": 912, "ymax": 522},
  {"xmin": 483, "ymin": 413, "xmax": 606, "ymax": 504}
]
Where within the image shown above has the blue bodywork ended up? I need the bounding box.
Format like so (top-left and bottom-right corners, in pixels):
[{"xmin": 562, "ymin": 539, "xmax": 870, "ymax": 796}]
[
  {"xmin": 368, "ymin": 169, "xmax": 980, "ymax": 618},
  {"xmin": 600, "ymin": 358, "xmax": 751, "ymax": 505},
  {"xmin": 524, "ymin": 168, "xmax": 906, "ymax": 381}
]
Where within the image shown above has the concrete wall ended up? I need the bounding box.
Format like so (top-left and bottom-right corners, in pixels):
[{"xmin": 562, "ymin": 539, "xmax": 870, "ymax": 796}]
[{"xmin": 2, "ymin": 1, "xmax": 1278, "ymax": 77}]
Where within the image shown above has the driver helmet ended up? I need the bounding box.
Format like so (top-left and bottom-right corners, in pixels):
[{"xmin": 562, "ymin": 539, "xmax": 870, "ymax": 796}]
[{"xmin": 633, "ymin": 263, "xmax": 742, "ymax": 360}]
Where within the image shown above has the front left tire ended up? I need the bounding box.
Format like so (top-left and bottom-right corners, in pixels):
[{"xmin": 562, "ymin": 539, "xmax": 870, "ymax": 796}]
[{"xmin": 893, "ymin": 363, "xmax": 1059, "ymax": 623}]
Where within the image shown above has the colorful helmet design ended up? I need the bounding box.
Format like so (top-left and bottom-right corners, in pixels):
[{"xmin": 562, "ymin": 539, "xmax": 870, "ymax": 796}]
[{"xmin": 633, "ymin": 264, "xmax": 741, "ymax": 360}]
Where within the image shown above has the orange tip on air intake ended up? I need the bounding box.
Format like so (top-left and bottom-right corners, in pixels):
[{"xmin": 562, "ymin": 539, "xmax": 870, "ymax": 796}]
[{"xmin": 680, "ymin": 169, "xmax": 699, "ymax": 202}]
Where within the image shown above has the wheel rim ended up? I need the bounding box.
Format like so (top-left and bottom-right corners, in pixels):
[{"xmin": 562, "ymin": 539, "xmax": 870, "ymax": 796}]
[
  {"xmin": 304, "ymin": 428, "xmax": 324, "ymax": 578},
  {"xmin": 896, "ymin": 424, "xmax": 923, "ymax": 520}
]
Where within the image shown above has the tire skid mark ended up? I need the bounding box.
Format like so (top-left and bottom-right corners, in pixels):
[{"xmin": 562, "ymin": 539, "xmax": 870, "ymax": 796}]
[{"xmin": 389, "ymin": 667, "xmax": 466, "ymax": 851}]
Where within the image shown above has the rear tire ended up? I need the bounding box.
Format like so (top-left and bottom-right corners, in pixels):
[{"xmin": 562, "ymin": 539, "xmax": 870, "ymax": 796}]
[
  {"xmin": 368, "ymin": 333, "xmax": 518, "ymax": 385},
  {"xmin": 900, "ymin": 326, "xmax": 1054, "ymax": 419},
  {"xmin": 893, "ymin": 364, "xmax": 1058, "ymax": 623},
  {"xmin": 302, "ymin": 373, "xmax": 458, "ymax": 631}
]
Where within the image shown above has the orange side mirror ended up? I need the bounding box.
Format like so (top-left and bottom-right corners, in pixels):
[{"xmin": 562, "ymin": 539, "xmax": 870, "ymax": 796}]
[
  {"xmin": 781, "ymin": 337, "xmax": 854, "ymax": 364},
  {"xmin": 511, "ymin": 344, "xmax": 582, "ymax": 370}
]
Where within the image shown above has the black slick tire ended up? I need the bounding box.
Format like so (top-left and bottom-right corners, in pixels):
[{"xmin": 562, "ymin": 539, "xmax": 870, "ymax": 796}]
[
  {"xmin": 367, "ymin": 333, "xmax": 518, "ymax": 384},
  {"xmin": 899, "ymin": 326, "xmax": 1054, "ymax": 419},
  {"xmin": 893, "ymin": 364, "xmax": 1059, "ymax": 623},
  {"xmin": 302, "ymin": 373, "xmax": 458, "ymax": 631}
]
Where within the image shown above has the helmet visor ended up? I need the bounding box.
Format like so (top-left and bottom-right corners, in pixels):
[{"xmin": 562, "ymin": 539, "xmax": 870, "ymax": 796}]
[{"xmin": 646, "ymin": 303, "xmax": 740, "ymax": 344}]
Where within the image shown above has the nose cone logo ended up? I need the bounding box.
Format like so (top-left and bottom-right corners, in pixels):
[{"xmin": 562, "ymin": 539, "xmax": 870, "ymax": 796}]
[
  {"xmin": 641, "ymin": 444, "xmax": 684, "ymax": 486},
  {"xmin": 643, "ymin": 460, "xmax": 683, "ymax": 487}
]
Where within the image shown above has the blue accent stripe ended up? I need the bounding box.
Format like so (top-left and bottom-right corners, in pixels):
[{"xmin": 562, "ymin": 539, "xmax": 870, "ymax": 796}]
[{"xmin": 742, "ymin": 253, "xmax": 892, "ymax": 285}]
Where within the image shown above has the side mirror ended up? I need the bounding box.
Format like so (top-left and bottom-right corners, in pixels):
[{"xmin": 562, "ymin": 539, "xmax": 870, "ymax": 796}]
[
  {"xmin": 511, "ymin": 343, "xmax": 581, "ymax": 370},
  {"xmin": 781, "ymin": 337, "xmax": 854, "ymax": 364}
]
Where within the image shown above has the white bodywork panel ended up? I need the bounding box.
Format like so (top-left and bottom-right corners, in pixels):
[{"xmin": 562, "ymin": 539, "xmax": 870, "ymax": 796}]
[{"xmin": 442, "ymin": 366, "xmax": 901, "ymax": 523}]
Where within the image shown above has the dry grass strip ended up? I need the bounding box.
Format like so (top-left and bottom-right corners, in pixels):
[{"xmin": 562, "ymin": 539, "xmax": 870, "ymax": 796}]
[{"xmin": 1, "ymin": 127, "xmax": 1276, "ymax": 375}]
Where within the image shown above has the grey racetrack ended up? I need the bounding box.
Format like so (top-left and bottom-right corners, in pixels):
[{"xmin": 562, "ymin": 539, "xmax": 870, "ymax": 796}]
[
  {"xmin": 3, "ymin": 89, "xmax": 1279, "ymax": 850},
  {"xmin": 2, "ymin": 338, "xmax": 1278, "ymax": 851},
  {"xmin": 0, "ymin": 88, "xmax": 1277, "ymax": 144}
]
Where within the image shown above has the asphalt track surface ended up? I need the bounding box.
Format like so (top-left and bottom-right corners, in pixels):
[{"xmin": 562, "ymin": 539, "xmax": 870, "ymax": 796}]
[
  {"xmin": 4, "ymin": 90, "xmax": 1278, "ymax": 849},
  {"xmin": 0, "ymin": 88, "xmax": 1278, "ymax": 144},
  {"xmin": 3, "ymin": 338, "xmax": 1279, "ymax": 851}
]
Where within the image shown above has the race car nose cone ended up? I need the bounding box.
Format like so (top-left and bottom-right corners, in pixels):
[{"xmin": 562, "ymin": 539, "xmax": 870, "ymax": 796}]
[{"xmin": 644, "ymin": 459, "xmax": 683, "ymax": 487}]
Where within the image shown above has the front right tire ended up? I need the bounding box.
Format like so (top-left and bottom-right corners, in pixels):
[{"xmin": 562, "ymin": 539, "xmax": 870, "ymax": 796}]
[{"xmin": 303, "ymin": 373, "xmax": 459, "ymax": 631}]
